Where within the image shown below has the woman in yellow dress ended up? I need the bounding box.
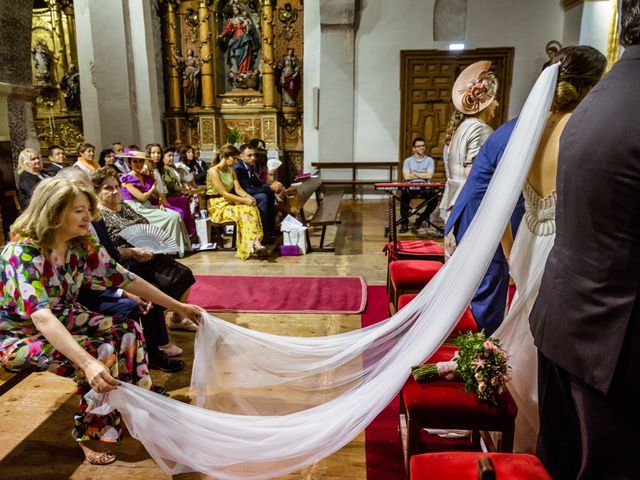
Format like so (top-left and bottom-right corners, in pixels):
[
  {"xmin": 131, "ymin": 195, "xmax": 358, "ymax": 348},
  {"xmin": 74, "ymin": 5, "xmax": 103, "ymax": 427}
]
[{"xmin": 206, "ymin": 144, "xmax": 266, "ymax": 259}]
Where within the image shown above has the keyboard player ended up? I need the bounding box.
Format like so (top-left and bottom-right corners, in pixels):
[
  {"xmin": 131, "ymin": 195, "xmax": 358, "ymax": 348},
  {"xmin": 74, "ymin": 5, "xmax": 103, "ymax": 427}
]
[{"xmin": 400, "ymin": 137, "xmax": 439, "ymax": 233}]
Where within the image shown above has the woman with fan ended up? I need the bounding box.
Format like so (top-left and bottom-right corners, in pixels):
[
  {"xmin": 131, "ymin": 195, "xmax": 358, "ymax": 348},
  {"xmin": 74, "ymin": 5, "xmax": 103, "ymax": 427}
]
[
  {"xmin": 207, "ymin": 144, "xmax": 266, "ymax": 259},
  {"xmin": 0, "ymin": 177, "xmax": 203, "ymax": 465},
  {"xmin": 119, "ymin": 150, "xmax": 191, "ymax": 257},
  {"xmin": 92, "ymin": 167, "xmax": 198, "ymax": 332}
]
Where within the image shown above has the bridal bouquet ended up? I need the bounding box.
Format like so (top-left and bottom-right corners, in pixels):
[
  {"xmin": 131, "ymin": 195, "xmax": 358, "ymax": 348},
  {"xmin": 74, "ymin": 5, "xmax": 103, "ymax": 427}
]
[{"xmin": 411, "ymin": 332, "xmax": 510, "ymax": 405}]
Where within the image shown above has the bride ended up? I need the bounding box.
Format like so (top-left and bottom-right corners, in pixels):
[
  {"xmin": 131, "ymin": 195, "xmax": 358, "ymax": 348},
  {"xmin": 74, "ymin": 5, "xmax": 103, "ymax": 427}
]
[{"xmin": 494, "ymin": 45, "xmax": 607, "ymax": 452}]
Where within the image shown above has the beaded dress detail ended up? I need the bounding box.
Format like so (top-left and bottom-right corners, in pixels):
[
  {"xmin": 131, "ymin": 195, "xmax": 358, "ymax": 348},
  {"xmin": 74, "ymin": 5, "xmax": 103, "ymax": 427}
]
[{"xmin": 523, "ymin": 181, "xmax": 556, "ymax": 236}]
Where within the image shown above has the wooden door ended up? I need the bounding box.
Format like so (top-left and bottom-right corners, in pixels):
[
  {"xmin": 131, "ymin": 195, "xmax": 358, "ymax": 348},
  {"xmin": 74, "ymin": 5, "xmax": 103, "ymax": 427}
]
[{"xmin": 399, "ymin": 48, "xmax": 514, "ymax": 181}]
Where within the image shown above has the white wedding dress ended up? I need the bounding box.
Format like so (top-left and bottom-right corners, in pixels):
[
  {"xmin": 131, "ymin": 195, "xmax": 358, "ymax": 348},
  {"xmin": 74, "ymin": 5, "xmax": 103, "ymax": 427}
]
[{"xmin": 494, "ymin": 181, "xmax": 557, "ymax": 453}]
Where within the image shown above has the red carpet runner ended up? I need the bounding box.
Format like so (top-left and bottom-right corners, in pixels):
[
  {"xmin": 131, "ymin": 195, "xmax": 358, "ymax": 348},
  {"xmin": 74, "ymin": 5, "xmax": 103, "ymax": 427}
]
[
  {"xmin": 362, "ymin": 285, "xmax": 405, "ymax": 479},
  {"xmin": 189, "ymin": 275, "xmax": 367, "ymax": 313}
]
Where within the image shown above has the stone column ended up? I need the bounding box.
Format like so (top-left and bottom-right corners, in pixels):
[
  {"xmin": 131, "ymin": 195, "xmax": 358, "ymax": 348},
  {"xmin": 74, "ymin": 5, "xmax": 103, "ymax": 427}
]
[
  {"xmin": 261, "ymin": 0, "xmax": 276, "ymax": 108},
  {"xmin": 162, "ymin": 0, "xmax": 183, "ymax": 111},
  {"xmin": 127, "ymin": 0, "xmax": 164, "ymax": 145},
  {"xmin": 317, "ymin": 0, "xmax": 356, "ymax": 166},
  {"xmin": 199, "ymin": 0, "xmax": 214, "ymax": 109}
]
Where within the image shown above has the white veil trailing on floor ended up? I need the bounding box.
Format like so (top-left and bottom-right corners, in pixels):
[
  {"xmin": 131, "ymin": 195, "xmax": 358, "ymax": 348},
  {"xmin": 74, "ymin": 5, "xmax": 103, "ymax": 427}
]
[{"xmin": 87, "ymin": 64, "xmax": 559, "ymax": 480}]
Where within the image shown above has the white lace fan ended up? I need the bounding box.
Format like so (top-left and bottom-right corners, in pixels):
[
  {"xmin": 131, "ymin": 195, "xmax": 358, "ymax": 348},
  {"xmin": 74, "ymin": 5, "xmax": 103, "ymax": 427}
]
[{"xmin": 119, "ymin": 224, "xmax": 180, "ymax": 254}]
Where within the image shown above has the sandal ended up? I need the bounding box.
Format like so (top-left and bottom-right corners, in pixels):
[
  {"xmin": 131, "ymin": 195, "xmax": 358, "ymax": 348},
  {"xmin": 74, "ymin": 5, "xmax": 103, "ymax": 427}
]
[
  {"xmin": 80, "ymin": 445, "xmax": 116, "ymax": 465},
  {"xmin": 168, "ymin": 318, "xmax": 198, "ymax": 332}
]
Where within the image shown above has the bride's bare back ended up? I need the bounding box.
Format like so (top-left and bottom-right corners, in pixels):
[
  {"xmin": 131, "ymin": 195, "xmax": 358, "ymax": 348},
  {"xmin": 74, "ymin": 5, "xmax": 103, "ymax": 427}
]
[{"xmin": 527, "ymin": 111, "xmax": 572, "ymax": 197}]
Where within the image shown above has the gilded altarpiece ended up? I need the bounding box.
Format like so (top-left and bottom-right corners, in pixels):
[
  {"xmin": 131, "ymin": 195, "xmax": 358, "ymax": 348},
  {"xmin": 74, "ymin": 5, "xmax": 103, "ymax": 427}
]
[
  {"xmin": 160, "ymin": 0, "xmax": 303, "ymax": 182},
  {"xmin": 31, "ymin": 1, "xmax": 83, "ymax": 155}
]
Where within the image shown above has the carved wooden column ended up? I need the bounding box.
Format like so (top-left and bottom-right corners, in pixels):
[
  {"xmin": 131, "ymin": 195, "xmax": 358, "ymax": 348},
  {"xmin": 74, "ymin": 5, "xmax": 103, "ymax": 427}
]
[
  {"xmin": 261, "ymin": 0, "xmax": 276, "ymax": 108},
  {"xmin": 47, "ymin": 0, "xmax": 68, "ymax": 81},
  {"xmin": 199, "ymin": 0, "xmax": 214, "ymax": 109},
  {"xmin": 162, "ymin": 0, "xmax": 183, "ymax": 111}
]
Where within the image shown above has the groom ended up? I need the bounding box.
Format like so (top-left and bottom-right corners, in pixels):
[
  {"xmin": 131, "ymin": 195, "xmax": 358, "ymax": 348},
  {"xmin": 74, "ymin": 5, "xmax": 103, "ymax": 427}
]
[{"xmin": 529, "ymin": 1, "xmax": 640, "ymax": 478}]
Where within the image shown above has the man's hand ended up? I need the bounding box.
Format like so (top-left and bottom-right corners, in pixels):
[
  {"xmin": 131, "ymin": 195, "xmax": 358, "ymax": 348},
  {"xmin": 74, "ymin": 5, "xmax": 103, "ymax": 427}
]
[{"xmin": 270, "ymin": 181, "xmax": 284, "ymax": 193}]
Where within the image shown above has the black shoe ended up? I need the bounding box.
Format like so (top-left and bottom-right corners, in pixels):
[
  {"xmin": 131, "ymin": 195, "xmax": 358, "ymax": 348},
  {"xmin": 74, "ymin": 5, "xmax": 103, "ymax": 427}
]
[
  {"xmin": 399, "ymin": 224, "xmax": 409, "ymax": 233},
  {"xmin": 150, "ymin": 385, "xmax": 168, "ymax": 396},
  {"xmin": 148, "ymin": 352, "xmax": 185, "ymax": 373}
]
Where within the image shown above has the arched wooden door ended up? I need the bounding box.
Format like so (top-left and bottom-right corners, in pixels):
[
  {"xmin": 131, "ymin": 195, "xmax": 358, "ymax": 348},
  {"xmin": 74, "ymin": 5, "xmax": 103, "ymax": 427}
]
[{"xmin": 399, "ymin": 48, "xmax": 514, "ymax": 181}]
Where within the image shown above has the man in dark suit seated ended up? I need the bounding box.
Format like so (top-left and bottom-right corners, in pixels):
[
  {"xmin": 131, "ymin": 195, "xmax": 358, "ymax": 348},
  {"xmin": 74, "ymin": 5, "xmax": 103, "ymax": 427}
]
[
  {"xmin": 234, "ymin": 144, "xmax": 284, "ymax": 240},
  {"xmin": 44, "ymin": 144, "xmax": 68, "ymax": 176}
]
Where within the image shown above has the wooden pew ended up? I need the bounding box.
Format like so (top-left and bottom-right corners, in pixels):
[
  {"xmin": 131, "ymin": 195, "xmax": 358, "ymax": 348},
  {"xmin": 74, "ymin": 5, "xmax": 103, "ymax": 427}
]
[
  {"xmin": 311, "ymin": 161, "xmax": 398, "ymax": 197},
  {"xmin": 283, "ymin": 177, "xmax": 343, "ymax": 252}
]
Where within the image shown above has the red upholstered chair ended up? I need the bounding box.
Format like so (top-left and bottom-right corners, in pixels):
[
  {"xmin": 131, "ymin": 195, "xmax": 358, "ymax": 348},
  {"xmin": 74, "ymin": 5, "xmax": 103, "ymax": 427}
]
[
  {"xmin": 384, "ymin": 194, "xmax": 445, "ymax": 263},
  {"xmin": 401, "ymin": 369, "xmax": 517, "ymax": 474},
  {"xmin": 398, "ymin": 295, "xmax": 477, "ymax": 339},
  {"xmin": 384, "ymin": 195, "xmax": 444, "ymax": 302},
  {"xmin": 410, "ymin": 452, "xmax": 551, "ymax": 480},
  {"xmin": 388, "ymin": 260, "xmax": 442, "ymax": 311}
]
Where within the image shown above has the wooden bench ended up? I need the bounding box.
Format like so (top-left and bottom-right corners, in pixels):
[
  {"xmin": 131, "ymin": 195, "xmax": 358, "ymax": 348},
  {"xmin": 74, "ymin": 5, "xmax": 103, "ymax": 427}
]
[
  {"xmin": 311, "ymin": 161, "xmax": 398, "ymax": 197},
  {"xmin": 309, "ymin": 189, "xmax": 344, "ymax": 252},
  {"xmin": 283, "ymin": 177, "xmax": 343, "ymax": 252}
]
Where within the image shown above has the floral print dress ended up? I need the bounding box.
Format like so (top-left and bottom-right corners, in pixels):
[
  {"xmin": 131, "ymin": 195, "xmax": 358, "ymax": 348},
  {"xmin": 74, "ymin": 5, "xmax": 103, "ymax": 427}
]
[
  {"xmin": 0, "ymin": 236, "xmax": 151, "ymax": 442},
  {"xmin": 206, "ymin": 168, "xmax": 263, "ymax": 260}
]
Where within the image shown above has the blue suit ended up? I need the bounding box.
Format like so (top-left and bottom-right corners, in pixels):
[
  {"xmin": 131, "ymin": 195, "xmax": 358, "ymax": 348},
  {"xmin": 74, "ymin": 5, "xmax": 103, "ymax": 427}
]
[{"xmin": 445, "ymin": 118, "xmax": 524, "ymax": 335}]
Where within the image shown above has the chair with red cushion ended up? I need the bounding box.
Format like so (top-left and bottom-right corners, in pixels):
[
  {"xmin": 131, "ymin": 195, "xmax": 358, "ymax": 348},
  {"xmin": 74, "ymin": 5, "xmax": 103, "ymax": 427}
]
[
  {"xmin": 398, "ymin": 295, "xmax": 477, "ymax": 339},
  {"xmin": 388, "ymin": 260, "xmax": 443, "ymax": 311},
  {"xmin": 401, "ymin": 373, "xmax": 517, "ymax": 474},
  {"xmin": 384, "ymin": 194, "xmax": 445, "ymax": 262},
  {"xmin": 384, "ymin": 195, "xmax": 444, "ymax": 301},
  {"xmin": 410, "ymin": 452, "xmax": 551, "ymax": 480}
]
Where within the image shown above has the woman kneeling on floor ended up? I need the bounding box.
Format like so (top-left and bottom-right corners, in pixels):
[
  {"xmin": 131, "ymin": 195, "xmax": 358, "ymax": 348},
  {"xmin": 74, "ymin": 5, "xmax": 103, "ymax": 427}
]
[{"xmin": 0, "ymin": 178, "xmax": 203, "ymax": 465}]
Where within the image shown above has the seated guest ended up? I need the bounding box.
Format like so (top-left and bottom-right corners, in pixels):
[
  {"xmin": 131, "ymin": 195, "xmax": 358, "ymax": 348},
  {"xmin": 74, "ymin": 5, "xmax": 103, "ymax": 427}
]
[
  {"xmin": 17, "ymin": 148, "xmax": 50, "ymax": 209},
  {"xmin": 73, "ymin": 142, "xmax": 100, "ymax": 174},
  {"xmin": 234, "ymin": 144, "xmax": 283, "ymax": 239},
  {"xmin": 145, "ymin": 143, "xmax": 196, "ymax": 238},
  {"xmin": 207, "ymin": 144, "xmax": 266, "ymax": 259},
  {"xmin": 56, "ymin": 167, "xmax": 186, "ymax": 367},
  {"xmin": 399, "ymin": 137, "xmax": 439, "ymax": 233},
  {"xmin": 192, "ymin": 145, "xmax": 208, "ymax": 186},
  {"xmin": 98, "ymin": 148, "xmax": 117, "ymax": 169},
  {"xmin": 44, "ymin": 144, "xmax": 68, "ymax": 176},
  {"xmin": 120, "ymin": 150, "xmax": 191, "ymax": 257},
  {"xmin": 175, "ymin": 146, "xmax": 197, "ymax": 190},
  {"xmin": 0, "ymin": 177, "xmax": 202, "ymax": 464},
  {"xmin": 92, "ymin": 167, "xmax": 198, "ymax": 332}
]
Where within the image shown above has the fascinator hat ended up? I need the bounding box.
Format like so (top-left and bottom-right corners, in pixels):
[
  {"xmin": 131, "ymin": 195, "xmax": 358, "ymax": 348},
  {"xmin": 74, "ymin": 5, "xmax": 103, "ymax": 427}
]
[
  {"xmin": 452, "ymin": 60, "xmax": 499, "ymax": 115},
  {"xmin": 115, "ymin": 149, "xmax": 149, "ymax": 160}
]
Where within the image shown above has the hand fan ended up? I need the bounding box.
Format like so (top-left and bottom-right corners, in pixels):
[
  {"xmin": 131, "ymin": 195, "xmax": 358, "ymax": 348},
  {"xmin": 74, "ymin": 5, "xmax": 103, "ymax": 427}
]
[
  {"xmin": 119, "ymin": 224, "xmax": 180, "ymax": 254},
  {"xmin": 267, "ymin": 159, "xmax": 282, "ymax": 171}
]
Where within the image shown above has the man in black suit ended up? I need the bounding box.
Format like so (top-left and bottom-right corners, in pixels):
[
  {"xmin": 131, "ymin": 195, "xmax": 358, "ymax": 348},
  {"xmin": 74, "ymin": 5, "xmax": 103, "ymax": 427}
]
[
  {"xmin": 529, "ymin": 2, "xmax": 640, "ymax": 478},
  {"xmin": 44, "ymin": 144, "xmax": 67, "ymax": 176},
  {"xmin": 234, "ymin": 144, "xmax": 283, "ymax": 238}
]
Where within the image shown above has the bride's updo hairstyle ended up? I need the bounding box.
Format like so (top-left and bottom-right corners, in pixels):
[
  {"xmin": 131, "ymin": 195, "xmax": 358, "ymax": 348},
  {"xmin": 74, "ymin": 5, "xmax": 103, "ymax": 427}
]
[{"xmin": 551, "ymin": 46, "xmax": 606, "ymax": 113}]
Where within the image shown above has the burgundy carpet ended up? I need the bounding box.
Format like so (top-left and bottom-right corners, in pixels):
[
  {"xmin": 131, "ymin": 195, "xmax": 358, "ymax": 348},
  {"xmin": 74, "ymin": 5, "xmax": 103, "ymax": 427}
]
[
  {"xmin": 362, "ymin": 286, "xmax": 405, "ymax": 479},
  {"xmin": 189, "ymin": 275, "xmax": 367, "ymax": 313}
]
